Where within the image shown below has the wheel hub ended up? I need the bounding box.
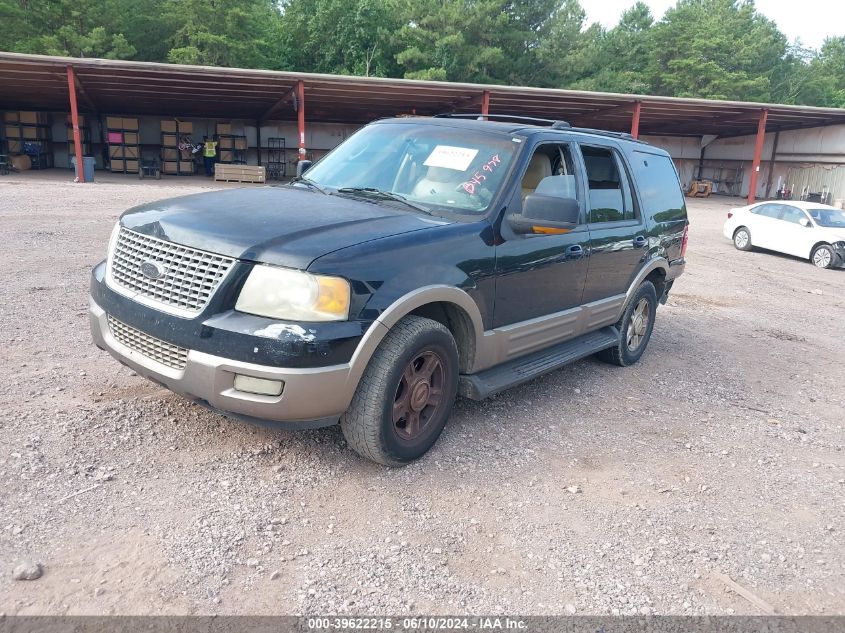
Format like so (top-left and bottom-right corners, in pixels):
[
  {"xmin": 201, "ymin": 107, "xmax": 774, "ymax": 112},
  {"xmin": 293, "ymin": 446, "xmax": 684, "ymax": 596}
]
[
  {"xmin": 392, "ymin": 350, "xmax": 445, "ymax": 441},
  {"xmin": 410, "ymin": 381, "xmax": 431, "ymax": 412}
]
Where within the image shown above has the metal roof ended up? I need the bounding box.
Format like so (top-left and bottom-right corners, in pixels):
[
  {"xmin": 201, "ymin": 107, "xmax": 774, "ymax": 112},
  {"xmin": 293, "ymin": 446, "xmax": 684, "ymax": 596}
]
[{"xmin": 2, "ymin": 52, "xmax": 845, "ymax": 137}]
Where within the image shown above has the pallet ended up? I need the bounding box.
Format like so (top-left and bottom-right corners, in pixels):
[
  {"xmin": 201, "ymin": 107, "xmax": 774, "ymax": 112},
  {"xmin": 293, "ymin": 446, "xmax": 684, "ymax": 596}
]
[{"xmin": 214, "ymin": 164, "xmax": 265, "ymax": 184}]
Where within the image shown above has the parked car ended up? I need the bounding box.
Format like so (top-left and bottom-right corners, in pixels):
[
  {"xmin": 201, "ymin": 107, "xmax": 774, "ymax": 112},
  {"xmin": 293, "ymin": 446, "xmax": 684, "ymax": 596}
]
[
  {"xmin": 723, "ymin": 200, "xmax": 845, "ymax": 268},
  {"xmin": 90, "ymin": 114, "xmax": 688, "ymax": 465}
]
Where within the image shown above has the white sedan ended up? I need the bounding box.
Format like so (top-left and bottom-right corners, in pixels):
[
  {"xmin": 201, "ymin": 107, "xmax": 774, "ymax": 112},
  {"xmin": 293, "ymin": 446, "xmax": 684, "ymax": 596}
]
[{"xmin": 723, "ymin": 201, "xmax": 845, "ymax": 269}]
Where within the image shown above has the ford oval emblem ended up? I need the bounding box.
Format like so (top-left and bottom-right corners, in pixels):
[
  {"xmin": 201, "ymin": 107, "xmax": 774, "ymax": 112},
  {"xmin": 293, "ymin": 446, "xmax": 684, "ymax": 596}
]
[{"xmin": 140, "ymin": 260, "xmax": 167, "ymax": 280}]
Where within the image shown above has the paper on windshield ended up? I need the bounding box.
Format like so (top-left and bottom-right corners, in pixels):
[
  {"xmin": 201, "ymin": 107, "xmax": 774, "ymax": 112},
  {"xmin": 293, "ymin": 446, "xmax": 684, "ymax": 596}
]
[{"xmin": 424, "ymin": 145, "xmax": 479, "ymax": 171}]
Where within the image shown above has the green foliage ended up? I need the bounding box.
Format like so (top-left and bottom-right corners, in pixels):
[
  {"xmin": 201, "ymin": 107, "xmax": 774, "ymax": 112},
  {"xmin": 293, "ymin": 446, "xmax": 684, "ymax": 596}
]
[
  {"xmin": 647, "ymin": 0, "xmax": 788, "ymax": 102},
  {"xmin": 277, "ymin": 0, "xmax": 403, "ymax": 76},
  {"xmin": 0, "ymin": 0, "xmax": 843, "ymax": 107},
  {"xmin": 165, "ymin": 0, "xmax": 279, "ymax": 68}
]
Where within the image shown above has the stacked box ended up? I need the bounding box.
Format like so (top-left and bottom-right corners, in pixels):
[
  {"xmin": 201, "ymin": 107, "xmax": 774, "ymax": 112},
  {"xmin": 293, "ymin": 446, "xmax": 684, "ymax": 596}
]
[
  {"xmin": 216, "ymin": 134, "xmax": 247, "ymax": 164},
  {"xmin": 214, "ymin": 164, "xmax": 265, "ymax": 183},
  {"xmin": 160, "ymin": 119, "xmax": 195, "ymax": 176},
  {"xmin": 106, "ymin": 115, "xmax": 140, "ymax": 173},
  {"xmin": 2, "ymin": 111, "xmax": 52, "ymax": 167}
]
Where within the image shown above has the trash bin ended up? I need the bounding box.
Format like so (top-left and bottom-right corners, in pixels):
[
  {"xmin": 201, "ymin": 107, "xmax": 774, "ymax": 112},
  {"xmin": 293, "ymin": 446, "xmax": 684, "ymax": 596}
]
[{"xmin": 70, "ymin": 155, "xmax": 96, "ymax": 182}]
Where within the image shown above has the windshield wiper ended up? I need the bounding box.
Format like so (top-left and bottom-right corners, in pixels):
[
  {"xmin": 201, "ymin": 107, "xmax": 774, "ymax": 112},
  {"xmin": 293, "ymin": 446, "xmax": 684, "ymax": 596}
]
[
  {"xmin": 337, "ymin": 187, "xmax": 431, "ymax": 214},
  {"xmin": 289, "ymin": 177, "xmax": 328, "ymax": 195}
]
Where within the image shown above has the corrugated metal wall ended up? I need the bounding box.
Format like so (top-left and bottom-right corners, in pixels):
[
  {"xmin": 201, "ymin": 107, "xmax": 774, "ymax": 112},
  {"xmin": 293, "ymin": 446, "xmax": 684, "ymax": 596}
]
[{"xmin": 784, "ymin": 164, "xmax": 845, "ymax": 207}]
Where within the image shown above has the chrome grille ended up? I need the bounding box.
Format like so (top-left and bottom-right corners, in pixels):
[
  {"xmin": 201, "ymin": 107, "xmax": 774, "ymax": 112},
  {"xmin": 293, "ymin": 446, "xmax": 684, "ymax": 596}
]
[
  {"xmin": 107, "ymin": 315, "xmax": 188, "ymax": 370},
  {"xmin": 109, "ymin": 227, "xmax": 234, "ymax": 314}
]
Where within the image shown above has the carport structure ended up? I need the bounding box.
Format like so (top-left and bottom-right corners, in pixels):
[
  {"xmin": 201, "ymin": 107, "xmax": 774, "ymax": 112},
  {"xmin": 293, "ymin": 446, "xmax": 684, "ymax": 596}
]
[{"xmin": 2, "ymin": 51, "xmax": 845, "ymax": 201}]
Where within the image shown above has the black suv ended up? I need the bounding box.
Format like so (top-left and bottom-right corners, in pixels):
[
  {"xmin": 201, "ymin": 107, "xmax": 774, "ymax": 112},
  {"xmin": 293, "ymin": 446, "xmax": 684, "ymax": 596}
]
[{"xmin": 90, "ymin": 115, "xmax": 688, "ymax": 465}]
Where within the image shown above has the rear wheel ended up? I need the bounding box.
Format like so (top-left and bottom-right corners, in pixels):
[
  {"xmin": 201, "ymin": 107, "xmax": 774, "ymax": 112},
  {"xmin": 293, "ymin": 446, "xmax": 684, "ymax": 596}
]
[
  {"xmin": 733, "ymin": 227, "xmax": 753, "ymax": 251},
  {"xmin": 341, "ymin": 316, "xmax": 458, "ymax": 466},
  {"xmin": 596, "ymin": 281, "xmax": 657, "ymax": 367},
  {"xmin": 811, "ymin": 244, "xmax": 835, "ymax": 269}
]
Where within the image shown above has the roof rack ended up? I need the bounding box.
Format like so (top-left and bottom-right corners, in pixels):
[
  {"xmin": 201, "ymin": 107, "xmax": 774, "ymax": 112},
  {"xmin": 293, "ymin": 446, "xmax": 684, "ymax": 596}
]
[
  {"xmin": 569, "ymin": 126, "xmax": 636, "ymax": 141},
  {"xmin": 434, "ymin": 113, "xmax": 572, "ymax": 130},
  {"xmin": 433, "ymin": 113, "xmax": 642, "ymax": 142}
]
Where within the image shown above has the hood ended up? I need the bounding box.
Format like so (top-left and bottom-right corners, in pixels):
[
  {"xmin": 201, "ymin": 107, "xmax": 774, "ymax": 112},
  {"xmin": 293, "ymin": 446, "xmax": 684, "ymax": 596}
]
[{"xmin": 120, "ymin": 186, "xmax": 452, "ymax": 268}]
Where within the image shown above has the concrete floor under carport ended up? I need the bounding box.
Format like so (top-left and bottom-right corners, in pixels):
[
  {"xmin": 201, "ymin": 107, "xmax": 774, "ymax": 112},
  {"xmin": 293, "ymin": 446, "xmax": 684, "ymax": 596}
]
[{"xmin": 0, "ymin": 166, "xmax": 278, "ymax": 189}]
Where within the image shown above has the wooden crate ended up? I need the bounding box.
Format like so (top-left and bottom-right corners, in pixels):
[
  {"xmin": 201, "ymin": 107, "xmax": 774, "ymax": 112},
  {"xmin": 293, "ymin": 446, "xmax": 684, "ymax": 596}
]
[{"xmin": 214, "ymin": 164, "xmax": 266, "ymax": 184}]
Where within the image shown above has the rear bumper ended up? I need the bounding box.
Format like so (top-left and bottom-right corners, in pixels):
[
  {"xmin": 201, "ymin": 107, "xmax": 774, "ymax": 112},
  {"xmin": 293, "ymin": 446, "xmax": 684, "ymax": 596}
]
[{"xmin": 89, "ymin": 297, "xmax": 356, "ymax": 428}]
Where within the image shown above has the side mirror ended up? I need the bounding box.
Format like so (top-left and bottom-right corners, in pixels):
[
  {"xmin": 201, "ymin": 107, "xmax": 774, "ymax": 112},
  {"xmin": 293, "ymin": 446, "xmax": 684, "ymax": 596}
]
[
  {"xmin": 799, "ymin": 217, "xmax": 811, "ymax": 227},
  {"xmin": 296, "ymin": 160, "xmax": 313, "ymax": 177},
  {"xmin": 510, "ymin": 195, "xmax": 580, "ymax": 235}
]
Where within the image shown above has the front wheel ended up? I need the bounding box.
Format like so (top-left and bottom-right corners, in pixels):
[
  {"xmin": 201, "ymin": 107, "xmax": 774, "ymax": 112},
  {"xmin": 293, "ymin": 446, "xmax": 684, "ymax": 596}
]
[
  {"xmin": 596, "ymin": 281, "xmax": 657, "ymax": 367},
  {"xmin": 341, "ymin": 316, "xmax": 459, "ymax": 466},
  {"xmin": 811, "ymin": 244, "xmax": 836, "ymax": 269}
]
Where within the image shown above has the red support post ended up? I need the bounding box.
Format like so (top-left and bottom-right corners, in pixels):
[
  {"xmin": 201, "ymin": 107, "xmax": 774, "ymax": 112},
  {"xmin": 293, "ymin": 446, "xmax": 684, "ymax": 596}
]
[
  {"xmin": 630, "ymin": 101, "xmax": 641, "ymax": 139},
  {"xmin": 747, "ymin": 108, "xmax": 769, "ymax": 205},
  {"xmin": 296, "ymin": 80, "xmax": 306, "ymax": 160},
  {"xmin": 481, "ymin": 90, "xmax": 490, "ymax": 119},
  {"xmin": 66, "ymin": 65, "xmax": 85, "ymax": 183}
]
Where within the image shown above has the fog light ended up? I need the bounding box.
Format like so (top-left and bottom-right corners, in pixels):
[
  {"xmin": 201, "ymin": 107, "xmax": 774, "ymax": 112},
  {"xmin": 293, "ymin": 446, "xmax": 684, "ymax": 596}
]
[{"xmin": 233, "ymin": 374, "xmax": 284, "ymax": 397}]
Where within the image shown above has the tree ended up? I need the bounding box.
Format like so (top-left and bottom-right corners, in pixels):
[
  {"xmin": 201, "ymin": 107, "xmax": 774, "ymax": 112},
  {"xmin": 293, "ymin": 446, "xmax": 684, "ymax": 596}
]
[
  {"xmin": 277, "ymin": 0, "xmax": 403, "ymax": 76},
  {"xmin": 165, "ymin": 0, "xmax": 281, "ymax": 68},
  {"xmin": 0, "ymin": 0, "xmax": 137, "ymax": 58},
  {"xmin": 800, "ymin": 37, "xmax": 845, "ymax": 107},
  {"xmin": 569, "ymin": 2, "xmax": 654, "ymax": 94},
  {"xmin": 647, "ymin": 0, "xmax": 788, "ymax": 102}
]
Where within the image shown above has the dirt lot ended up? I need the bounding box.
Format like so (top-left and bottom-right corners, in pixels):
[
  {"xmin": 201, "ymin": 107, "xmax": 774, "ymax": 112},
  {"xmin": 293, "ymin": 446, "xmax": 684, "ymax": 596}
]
[{"xmin": 0, "ymin": 170, "xmax": 843, "ymax": 616}]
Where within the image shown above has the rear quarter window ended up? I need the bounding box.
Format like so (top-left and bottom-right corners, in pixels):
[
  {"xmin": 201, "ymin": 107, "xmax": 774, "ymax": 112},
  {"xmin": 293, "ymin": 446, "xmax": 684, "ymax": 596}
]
[{"xmin": 628, "ymin": 151, "xmax": 687, "ymax": 224}]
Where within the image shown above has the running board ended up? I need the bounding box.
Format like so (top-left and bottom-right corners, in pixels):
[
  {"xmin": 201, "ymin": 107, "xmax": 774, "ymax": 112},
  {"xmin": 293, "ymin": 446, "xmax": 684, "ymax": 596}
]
[{"xmin": 458, "ymin": 326, "xmax": 620, "ymax": 400}]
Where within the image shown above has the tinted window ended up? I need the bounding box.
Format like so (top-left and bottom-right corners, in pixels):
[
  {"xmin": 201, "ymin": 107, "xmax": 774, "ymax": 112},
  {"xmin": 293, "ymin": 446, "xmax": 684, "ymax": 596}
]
[
  {"xmin": 581, "ymin": 145, "xmax": 632, "ymax": 223},
  {"xmin": 780, "ymin": 205, "xmax": 806, "ymax": 224},
  {"xmin": 628, "ymin": 151, "xmax": 686, "ymax": 224},
  {"xmin": 753, "ymin": 203, "xmax": 783, "ymax": 219}
]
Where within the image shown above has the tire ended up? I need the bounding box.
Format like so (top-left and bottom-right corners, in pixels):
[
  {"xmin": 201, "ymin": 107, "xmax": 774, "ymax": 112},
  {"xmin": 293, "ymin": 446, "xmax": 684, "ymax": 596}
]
[
  {"xmin": 340, "ymin": 315, "xmax": 459, "ymax": 466},
  {"xmin": 596, "ymin": 281, "xmax": 658, "ymax": 367},
  {"xmin": 733, "ymin": 226, "xmax": 753, "ymax": 251},
  {"xmin": 811, "ymin": 244, "xmax": 836, "ymax": 269}
]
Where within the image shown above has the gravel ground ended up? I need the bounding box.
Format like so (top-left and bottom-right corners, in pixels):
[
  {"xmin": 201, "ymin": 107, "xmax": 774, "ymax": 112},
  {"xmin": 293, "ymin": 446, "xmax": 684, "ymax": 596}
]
[{"xmin": 0, "ymin": 170, "xmax": 843, "ymax": 616}]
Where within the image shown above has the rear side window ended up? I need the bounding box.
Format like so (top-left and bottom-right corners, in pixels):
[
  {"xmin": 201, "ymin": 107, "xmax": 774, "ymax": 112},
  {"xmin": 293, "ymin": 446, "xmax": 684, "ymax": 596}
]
[
  {"xmin": 753, "ymin": 203, "xmax": 783, "ymax": 219},
  {"xmin": 629, "ymin": 151, "xmax": 686, "ymax": 224},
  {"xmin": 581, "ymin": 145, "xmax": 635, "ymax": 223}
]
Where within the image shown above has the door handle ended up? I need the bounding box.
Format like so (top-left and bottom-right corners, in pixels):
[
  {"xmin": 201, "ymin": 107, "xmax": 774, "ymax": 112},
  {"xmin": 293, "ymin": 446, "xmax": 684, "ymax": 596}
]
[
  {"xmin": 566, "ymin": 244, "xmax": 584, "ymax": 259},
  {"xmin": 633, "ymin": 235, "xmax": 647, "ymax": 248}
]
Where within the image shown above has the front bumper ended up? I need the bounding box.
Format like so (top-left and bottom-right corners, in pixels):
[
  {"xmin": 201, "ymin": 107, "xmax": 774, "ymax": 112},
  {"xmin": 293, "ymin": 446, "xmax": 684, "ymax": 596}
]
[{"xmin": 90, "ymin": 298, "xmax": 356, "ymax": 429}]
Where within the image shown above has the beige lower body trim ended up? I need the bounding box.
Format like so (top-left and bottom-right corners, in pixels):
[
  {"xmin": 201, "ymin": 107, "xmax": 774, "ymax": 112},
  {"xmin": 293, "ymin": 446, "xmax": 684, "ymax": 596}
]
[
  {"xmin": 477, "ymin": 294, "xmax": 625, "ymax": 367},
  {"xmin": 90, "ymin": 298, "xmax": 357, "ymax": 423}
]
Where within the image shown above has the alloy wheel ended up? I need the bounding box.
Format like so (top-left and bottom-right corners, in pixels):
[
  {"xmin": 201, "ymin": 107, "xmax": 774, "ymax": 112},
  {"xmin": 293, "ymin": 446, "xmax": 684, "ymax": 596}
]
[
  {"xmin": 813, "ymin": 248, "xmax": 831, "ymax": 268},
  {"xmin": 393, "ymin": 350, "xmax": 446, "ymax": 441},
  {"xmin": 627, "ymin": 298, "xmax": 651, "ymax": 352},
  {"xmin": 735, "ymin": 230, "xmax": 749, "ymax": 249}
]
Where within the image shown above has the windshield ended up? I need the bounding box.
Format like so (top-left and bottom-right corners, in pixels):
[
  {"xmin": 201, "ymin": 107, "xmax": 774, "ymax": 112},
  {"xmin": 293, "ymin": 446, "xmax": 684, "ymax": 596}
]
[
  {"xmin": 301, "ymin": 122, "xmax": 519, "ymax": 214},
  {"xmin": 808, "ymin": 208, "xmax": 845, "ymax": 228}
]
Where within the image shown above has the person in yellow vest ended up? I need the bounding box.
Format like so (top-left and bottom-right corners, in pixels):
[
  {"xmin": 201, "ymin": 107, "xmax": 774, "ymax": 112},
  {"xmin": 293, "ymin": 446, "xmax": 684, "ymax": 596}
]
[{"xmin": 203, "ymin": 136, "xmax": 218, "ymax": 177}]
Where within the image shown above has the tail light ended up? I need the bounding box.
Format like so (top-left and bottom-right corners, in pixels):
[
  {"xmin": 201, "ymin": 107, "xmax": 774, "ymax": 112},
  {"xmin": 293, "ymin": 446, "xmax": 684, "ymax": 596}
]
[
  {"xmin": 680, "ymin": 224, "xmax": 689, "ymax": 258},
  {"xmin": 727, "ymin": 211, "xmax": 733, "ymax": 219}
]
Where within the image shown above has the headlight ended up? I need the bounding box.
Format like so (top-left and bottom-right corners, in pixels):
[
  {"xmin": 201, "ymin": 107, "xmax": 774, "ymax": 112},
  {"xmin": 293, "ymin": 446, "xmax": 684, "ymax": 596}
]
[{"xmin": 235, "ymin": 265, "xmax": 350, "ymax": 322}]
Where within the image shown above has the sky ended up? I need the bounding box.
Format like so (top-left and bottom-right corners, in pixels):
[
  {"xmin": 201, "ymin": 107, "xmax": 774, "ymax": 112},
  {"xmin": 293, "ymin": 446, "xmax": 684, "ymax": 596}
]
[{"xmin": 584, "ymin": 0, "xmax": 844, "ymax": 51}]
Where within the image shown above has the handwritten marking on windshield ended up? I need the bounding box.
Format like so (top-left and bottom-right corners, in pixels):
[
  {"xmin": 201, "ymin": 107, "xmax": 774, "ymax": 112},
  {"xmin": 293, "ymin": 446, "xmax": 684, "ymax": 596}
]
[{"xmin": 462, "ymin": 154, "xmax": 502, "ymax": 195}]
